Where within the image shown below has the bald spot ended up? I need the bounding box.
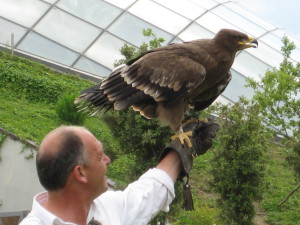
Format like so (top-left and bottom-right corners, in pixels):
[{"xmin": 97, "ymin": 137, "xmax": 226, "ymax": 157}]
[{"xmin": 38, "ymin": 126, "xmax": 89, "ymax": 158}]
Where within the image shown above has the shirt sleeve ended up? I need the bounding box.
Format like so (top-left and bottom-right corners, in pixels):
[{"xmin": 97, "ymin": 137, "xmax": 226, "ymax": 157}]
[{"xmin": 94, "ymin": 168, "xmax": 175, "ymax": 225}]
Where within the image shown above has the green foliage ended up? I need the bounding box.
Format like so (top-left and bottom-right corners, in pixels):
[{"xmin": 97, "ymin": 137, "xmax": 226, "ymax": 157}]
[
  {"xmin": 106, "ymin": 153, "xmax": 138, "ymax": 189},
  {"xmin": 261, "ymin": 145, "xmax": 300, "ymax": 225},
  {"xmin": 172, "ymin": 205, "xmax": 219, "ymax": 225},
  {"xmin": 103, "ymin": 110, "xmax": 172, "ymax": 174},
  {"xmin": 114, "ymin": 28, "xmax": 165, "ymax": 67},
  {"xmin": 247, "ymin": 36, "xmax": 300, "ymax": 141},
  {"xmin": 0, "ymin": 51, "xmax": 119, "ymax": 157},
  {"xmin": 287, "ymin": 142, "xmax": 300, "ymax": 180},
  {"xmin": 56, "ymin": 93, "xmax": 86, "ymax": 125},
  {"xmin": 0, "ymin": 89, "xmax": 60, "ymax": 142},
  {"xmin": 210, "ymin": 98, "xmax": 269, "ymax": 225},
  {"xmin": 247, "ymin": 36, "xmax": 300, "ymax": 205},
  {"xmin": 0, "ymin": 52, "xmax": 92, "ymax": 104}
]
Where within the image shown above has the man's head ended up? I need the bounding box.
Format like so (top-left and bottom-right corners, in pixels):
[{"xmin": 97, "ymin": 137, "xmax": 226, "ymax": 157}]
[{"xmin": 36, "ymin": 126, "xmax": 110, "ymax": 197}]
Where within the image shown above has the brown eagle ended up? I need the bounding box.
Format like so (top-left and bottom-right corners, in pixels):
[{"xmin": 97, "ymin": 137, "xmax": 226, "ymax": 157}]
[{"xmin": 75, "ymin": 29, "xmax": 258, "ymax": 146}]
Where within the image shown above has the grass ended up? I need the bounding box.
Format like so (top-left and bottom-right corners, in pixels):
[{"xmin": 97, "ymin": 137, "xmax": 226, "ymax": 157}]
[
  {"xmin": 262, "ymin": 145, "xmax": 300, "ymax": 225},
  {"xmin": 0, "ymin": 90, "xmax": 119, "ymax": 150},
  {"xmin": 0, "ymin": 91, "xmax": 58, "ymax": 142}
]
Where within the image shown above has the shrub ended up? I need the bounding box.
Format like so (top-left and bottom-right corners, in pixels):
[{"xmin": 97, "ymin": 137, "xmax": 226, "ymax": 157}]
[
  {"xmin": 210, "ymin": 98, "xmax": 269, "ymax": 225},
  {"xmin": 56, "ymin": 93, "xmax": 86, "ymax": 125}
]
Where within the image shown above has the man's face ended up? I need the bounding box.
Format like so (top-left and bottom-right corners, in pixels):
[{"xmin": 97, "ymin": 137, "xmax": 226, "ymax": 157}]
[{"xmin": 82, "ymin": 131, "xmax": 111, "ymax": 198}]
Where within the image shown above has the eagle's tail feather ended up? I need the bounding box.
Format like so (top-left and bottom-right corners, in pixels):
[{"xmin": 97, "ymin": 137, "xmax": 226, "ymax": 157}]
[{"xmin": 75, "ymin": 84, "xmax": 113, "ymax": 115}]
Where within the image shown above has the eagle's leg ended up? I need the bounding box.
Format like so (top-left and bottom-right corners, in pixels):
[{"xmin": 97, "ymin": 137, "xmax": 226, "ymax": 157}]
[{"xmin": 171, "ymin": 127, "xmax": 193, "ymax": 148}]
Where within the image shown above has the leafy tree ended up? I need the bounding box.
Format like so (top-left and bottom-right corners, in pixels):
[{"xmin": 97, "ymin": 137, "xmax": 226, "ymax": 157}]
[
  {"xmin": 210, "ymin": 98, "xmax": 269, "ymax": 225},
  {"xmin": 247, "ymin": 36, "xmax": 300, "ymax": 142},
  {"xmin": 247, "ymin": 36, "xmax": 300, "ymax": 204}
]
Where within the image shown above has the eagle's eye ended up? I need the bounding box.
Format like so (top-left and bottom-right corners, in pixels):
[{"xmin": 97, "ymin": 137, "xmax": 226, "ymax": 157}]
[{"xmin": 235, "ymin": 35, "xmax": 244, "ymax": 41}]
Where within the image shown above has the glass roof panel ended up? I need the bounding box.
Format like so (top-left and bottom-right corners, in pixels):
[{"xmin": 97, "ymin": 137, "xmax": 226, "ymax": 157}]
[
  {"xmin": 285, "ymin": 36, "xmax": 300, "ymax": 61},
  {"xmin": 271, "ymin": 29, "xmax": 300, "ymax": 61},
  {"xmin": 291, "ymin": 49, "xmax": 300, "ymax": 62},
  {"xmin": 222, "ymin": 70, "xmax": 255, "ymax": 102},
  {"xmin": 18, "ymin": 32, "xmax": 78, "ymax": 66},
  {"xmin": 0, "ymin": 18, "xmax": 27, "ymax": 46},
  {"xmin": 170, "ymin": 37, "xmax": 183, "ymax": 44},
  {"xmin": 212, "ymin": 5, "xmax": 266, "ymax": 37},
  {"xmin": 108, "ymin": 13, "xmax": 172, "ymax": 46},
  {"xmin": 189, "ymin": 0, "xmax": 218, "ymax": 10},
  {"xmin": 260, "ymin": 32, "xmax": 284, "ymax": 53},
  {"xmin": 34, "ymin": 8, "xmax": 101, "ymax": 53},
  {"xmin": 228, "ymin": 3, "xmax": 276, "ymax": 31},
  {"xmin": 85, "ymin": 33, "xmax": 125, "ymax": 69},
  {"xmin": 215, "ymin": 95, "xmax": 233, "ymax": 105},
  {"xmin": 178, "ymin": 23, "xmax": 214, "ymax": 41},
  {"xmin": 103, "ymin": 0, "xmax": 135, "ymax": 9},
  {"xmin": 74, "ymin": 57, "xmax": 111, "ymax": 77},
  {"xmin": 196, "ymin": 11, "xmax": 238, "ymax": 33},
  {"xmin": 232, "ymin": 51, "xmax": 271, "ymax": 81},
  {"xmin": 250, "ymin": 41, "xmax": 283, "ymax": 68},
  {"xmin": 0, "ymin": 0, "xmax": 49, "ymax": 27},
  {"xmin": 43, "ymin": 0, "xmax": 56, "ymax": 3},
  {"xmin": 152, "ymin": 0, "xmax": 206, "ymax": 20},
  {"xmin": 128, "ymin": 0, "xmax": 191, "ymax": 35},
  {"xmin": 57, "ymin": 0, "xmax": 122, "ymax": 29}
]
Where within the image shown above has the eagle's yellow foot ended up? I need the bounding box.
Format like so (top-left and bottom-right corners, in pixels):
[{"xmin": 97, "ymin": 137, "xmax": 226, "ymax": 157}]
[{"xmin": 171, "ymin": 131, "xmax": 193, "ymax": 148}]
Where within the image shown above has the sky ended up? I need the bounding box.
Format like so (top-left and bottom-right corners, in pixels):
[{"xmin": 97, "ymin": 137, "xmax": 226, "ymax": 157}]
[{"xmin": 236, "ymin": 0, "xmax": 300, "ymax": 38}]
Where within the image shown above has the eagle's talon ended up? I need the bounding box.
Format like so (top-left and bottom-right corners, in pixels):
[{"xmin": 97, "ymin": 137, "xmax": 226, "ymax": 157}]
[{"xmin": 171, "ymin": 131, "xmax": 193, "ymax": 148}]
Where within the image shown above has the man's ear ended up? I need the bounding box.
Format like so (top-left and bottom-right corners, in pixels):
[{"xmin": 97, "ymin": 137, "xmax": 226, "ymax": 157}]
[{"xmin": 73, "ymin": 165, "xmax": 88, "ymax": 183}]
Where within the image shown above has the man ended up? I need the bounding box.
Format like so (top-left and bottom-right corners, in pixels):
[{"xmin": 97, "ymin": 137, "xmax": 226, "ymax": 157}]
[{"xmin": 20, "ymin": 119, "xmax": 219, "ymax": 225}]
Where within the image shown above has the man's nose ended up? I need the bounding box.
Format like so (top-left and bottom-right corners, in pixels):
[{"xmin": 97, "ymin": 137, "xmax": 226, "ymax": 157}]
[{"xmin": 104, "ymin": 154, "xmax": 111, "ymax": 165}]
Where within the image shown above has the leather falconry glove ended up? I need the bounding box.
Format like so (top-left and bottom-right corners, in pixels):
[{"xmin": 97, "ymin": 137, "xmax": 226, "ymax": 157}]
[{"xmin": 159, "ymin": 117, "xmax": 220, "ymax": 211}]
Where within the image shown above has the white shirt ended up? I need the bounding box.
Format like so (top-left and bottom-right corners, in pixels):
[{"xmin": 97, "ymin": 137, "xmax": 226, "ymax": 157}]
[{"xmin": 19, "ymin": 168, "xmax": 175, "ymax": 225}]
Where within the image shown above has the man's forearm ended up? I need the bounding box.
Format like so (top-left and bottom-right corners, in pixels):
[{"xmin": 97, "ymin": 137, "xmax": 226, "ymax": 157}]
[{"xmin": 156, "ymin": 150, "xmax": 182, "ymax": 183}]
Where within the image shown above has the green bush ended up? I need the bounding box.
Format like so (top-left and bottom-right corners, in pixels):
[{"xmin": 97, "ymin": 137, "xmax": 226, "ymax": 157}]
[
  {"xmin": 106, "ymin": 153, "xmax": 138, "ymax": 189},
  {"xmin": 55, "ymin": 93, "xmax": 86, "ymax": 125},
  {"xmin": 210, "ymin": 98, "xmax": 270, "ymax": 225}
]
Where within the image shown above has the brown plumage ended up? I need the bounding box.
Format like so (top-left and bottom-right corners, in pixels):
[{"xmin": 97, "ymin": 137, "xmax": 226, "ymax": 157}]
[{"xmin": 76, "ymin": 29, "xmax": 258, "ymax": 146}]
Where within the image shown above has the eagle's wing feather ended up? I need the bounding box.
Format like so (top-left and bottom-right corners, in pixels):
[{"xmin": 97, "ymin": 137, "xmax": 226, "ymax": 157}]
[{"xmin": 121, "ymin": 43, "xmax": 208, "ymax": 104}]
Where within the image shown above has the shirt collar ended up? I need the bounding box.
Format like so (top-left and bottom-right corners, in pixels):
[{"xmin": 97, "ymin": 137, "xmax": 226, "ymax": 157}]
[{"xmin": 32, "ymin": 192, "xmax": 78, "ymax": 225}]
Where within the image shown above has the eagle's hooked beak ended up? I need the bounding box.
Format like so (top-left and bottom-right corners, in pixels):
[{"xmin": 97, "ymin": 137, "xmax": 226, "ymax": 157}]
[{"xmin": 239, "ymin": 37, "xmax": 258, "ymax": 48}]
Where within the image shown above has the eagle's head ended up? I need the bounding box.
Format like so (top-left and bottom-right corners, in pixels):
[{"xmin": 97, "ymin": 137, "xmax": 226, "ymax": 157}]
[{"xmin": 214, "ymin": 29, "xmax": 258, "ymax": 52}]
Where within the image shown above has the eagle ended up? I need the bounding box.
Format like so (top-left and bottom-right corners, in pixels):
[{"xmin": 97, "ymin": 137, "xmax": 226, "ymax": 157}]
[{"xmin": 75, "ymin": 29, "xmax": 258, "ymax": 147}]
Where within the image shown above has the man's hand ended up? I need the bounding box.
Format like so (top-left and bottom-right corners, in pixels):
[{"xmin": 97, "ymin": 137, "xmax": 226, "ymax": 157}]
[{"xmin": 160, "ymin": 117, "xmax": 220, "ymax": 179}]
